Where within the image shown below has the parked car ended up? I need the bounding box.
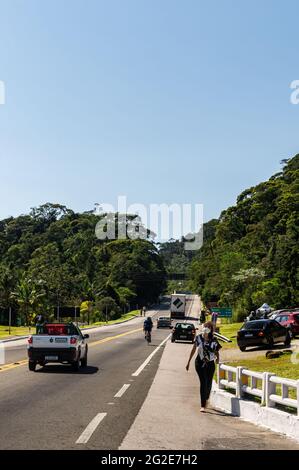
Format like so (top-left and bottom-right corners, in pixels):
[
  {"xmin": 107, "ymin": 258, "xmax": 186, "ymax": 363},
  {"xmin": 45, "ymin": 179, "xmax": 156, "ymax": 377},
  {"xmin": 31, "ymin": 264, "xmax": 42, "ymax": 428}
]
[
  {"xmin": 27, "ymin": 322, "xmax": 89, "ymax": 371},
  {"xmin": 237, "ymin": 319, "xmax": 291, "ymax": 352},
  {"xmin": 171, "ymin": 322, "xmax": 196, "ymax": 343},
  {"xmin": 268, "ymin": 309, "xmax": 290, "ymax": 320},
  {"xmin": 157, "ymin": 316, "xmax": 172, "ymax": 328},
  {"xmin": 274, "ymin": 311, "xmax": 299, "ymax": 337}
]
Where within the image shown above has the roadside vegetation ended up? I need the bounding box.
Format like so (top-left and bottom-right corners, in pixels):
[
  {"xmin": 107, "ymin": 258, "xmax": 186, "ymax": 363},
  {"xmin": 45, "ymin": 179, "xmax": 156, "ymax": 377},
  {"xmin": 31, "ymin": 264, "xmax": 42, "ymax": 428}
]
[
  {"xmin": 188, "ymin": 155, "xmax": 299, "ymax": 321},
  {"xmin": 216, "ymin": 321, "xmax": 299, "ymax": 381},
  {"xmin": 0, "ymin": 309, "xmax": 140, "ymax": 339},
  {"xmin": 0, "ymin": 206, "xmax": 166, "ymax": 328}
]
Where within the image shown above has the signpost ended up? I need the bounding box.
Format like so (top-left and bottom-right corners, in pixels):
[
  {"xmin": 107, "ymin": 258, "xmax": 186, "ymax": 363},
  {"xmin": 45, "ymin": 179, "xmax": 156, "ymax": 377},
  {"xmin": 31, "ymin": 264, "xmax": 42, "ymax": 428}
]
[{"xmin": 211, "ymin": 307, "xmax": 233, "ymax": 318}]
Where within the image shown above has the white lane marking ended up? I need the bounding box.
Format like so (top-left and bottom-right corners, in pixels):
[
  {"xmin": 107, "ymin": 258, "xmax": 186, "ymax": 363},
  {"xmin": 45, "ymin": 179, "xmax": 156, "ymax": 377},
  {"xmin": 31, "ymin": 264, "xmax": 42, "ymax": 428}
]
[
  {"xmin": 114, "ymin": 383, "xmax": 131, "ymax": 398},
  {"xmin": 132, "ymin": 334, "xmax": 171, "ymax": 377},
  {"xmin": 76, "ymin": 412, "xmax": 107, "ymax": 444}
]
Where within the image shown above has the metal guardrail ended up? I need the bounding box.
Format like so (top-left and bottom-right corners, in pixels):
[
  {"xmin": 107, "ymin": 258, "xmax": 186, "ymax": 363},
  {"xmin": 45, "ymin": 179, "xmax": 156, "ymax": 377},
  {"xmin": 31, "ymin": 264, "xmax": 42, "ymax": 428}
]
[{"xmin": 217, "ymin": 363, "xmax": 299, "ymax": 416}]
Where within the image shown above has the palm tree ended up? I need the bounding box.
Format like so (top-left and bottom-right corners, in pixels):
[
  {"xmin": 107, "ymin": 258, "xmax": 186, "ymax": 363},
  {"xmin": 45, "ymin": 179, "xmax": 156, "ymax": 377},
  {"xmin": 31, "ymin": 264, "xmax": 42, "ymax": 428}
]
[{"xmin": 11, "ymin": 276, "xmax": 45, "ymax": 331}]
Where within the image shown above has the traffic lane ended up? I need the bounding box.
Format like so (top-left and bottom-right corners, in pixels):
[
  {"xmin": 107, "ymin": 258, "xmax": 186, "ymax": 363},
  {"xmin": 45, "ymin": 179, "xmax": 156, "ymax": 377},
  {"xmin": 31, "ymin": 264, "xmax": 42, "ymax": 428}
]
[
  {"xmin": 80, "ymin": 339, "xmax": 168, "ymax": 450},
  {"xmin": 0, "ymin": 326, "xmax": 170, "ymax": 449},
  {"xmin": 0, "ymin": 307, "xmax": 165, "ymax": 366}
]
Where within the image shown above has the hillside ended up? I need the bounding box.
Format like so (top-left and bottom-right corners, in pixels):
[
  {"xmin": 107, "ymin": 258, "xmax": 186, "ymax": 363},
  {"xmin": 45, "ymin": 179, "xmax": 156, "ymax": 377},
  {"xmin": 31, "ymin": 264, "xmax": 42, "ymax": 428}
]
[
  {"xmin": 0, "ymin": 205, "xmax": 166, "ymax": 325},
  {"xmin": 189, "ymin": 155, "xmax": 299, "ymax": 320}
]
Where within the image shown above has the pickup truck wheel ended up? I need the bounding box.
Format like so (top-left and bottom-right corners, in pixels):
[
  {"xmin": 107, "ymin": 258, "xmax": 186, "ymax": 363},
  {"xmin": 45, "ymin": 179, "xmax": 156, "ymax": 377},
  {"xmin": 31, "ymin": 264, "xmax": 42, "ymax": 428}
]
[
  {"xmin": 72, "ymin": 357, "xmax": 80, "ymax": 371},
  {"xmin": 28, "ymin": 361, "xmax": 37, "ymax": 371},
  {"xmin": 239, "ymin": 346, "xmax": 246, "ymax": 352}
]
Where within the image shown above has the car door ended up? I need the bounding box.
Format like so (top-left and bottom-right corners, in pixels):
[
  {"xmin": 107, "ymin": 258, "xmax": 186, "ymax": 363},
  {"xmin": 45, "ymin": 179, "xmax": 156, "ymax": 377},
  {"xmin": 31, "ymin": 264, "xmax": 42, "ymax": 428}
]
[{"xmin": 273, "ymin": 321, "xmax": 286, "ymax": 343}]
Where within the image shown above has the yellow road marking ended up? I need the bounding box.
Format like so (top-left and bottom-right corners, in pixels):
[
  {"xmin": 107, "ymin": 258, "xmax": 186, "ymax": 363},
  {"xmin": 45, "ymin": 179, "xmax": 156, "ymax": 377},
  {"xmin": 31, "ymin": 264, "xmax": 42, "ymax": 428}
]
[
  {"xmin": 0, "ymin": 327, "xmax": 143, "ymax": 374},
  {"xmin": 0, "ymin": 359, "xmax": 28, "ymax": 372},
  {"xmin": 88, "ymin": 328, "xmax": 142, "ymax": 347}
]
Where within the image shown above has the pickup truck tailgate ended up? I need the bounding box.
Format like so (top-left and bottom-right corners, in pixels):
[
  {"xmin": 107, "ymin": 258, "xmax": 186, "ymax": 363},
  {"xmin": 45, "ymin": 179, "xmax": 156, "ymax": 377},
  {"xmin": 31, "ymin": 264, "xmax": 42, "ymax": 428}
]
[{"xmin": 31, "ymin": 335, "xmax": 71, "ymax": 348}]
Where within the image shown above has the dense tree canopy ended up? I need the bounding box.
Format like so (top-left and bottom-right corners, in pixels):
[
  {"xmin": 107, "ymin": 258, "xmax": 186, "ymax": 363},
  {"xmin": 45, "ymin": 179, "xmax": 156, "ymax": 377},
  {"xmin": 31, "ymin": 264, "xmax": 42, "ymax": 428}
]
[
  {"xmin": 0, "ymin": 205, "xmax": 166, "ymax": 324},
  {"xmin": 189, "ymin": 155, "xmax": 299, "ymax": 320}
]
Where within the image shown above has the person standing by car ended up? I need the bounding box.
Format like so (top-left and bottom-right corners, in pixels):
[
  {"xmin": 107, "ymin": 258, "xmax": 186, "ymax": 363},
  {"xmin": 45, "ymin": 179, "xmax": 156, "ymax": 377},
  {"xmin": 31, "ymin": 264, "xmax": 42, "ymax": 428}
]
[
  {"xmin": 211, "ymin": 311, "xmax": 218, "ymax": 328},
  {"xmin": 35, "ymin": 313, "xmax": 45, "ymax": 334},
  {"xmin": 200, "ymin": 310, "xmax": 206, "ymax": 324},
  {"xmin": 186, "ymin": 321, "xmax": 221, "ymax": 412}
]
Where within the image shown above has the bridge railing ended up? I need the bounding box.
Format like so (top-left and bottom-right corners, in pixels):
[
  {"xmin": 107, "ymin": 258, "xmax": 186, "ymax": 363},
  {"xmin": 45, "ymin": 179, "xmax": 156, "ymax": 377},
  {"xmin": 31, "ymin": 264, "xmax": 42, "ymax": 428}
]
[{"xmin": 217, "ymin": 363, "xmax": 299, "ymax": 416}]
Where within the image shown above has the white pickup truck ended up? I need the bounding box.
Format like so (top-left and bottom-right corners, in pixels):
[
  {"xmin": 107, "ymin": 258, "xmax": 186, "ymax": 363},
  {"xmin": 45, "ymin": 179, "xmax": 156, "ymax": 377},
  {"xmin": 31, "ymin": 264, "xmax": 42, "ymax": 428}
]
[{"xmin": 27, "ymin": 322, "xmax": 89, "ymax": 371}]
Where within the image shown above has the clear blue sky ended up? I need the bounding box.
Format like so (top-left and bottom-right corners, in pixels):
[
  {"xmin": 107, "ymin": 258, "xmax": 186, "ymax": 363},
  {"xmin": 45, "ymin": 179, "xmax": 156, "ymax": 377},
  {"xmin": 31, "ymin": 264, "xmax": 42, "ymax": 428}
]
[{"xmin": 0, "ymin": 0, "xmax": 298, "ymax": 223}]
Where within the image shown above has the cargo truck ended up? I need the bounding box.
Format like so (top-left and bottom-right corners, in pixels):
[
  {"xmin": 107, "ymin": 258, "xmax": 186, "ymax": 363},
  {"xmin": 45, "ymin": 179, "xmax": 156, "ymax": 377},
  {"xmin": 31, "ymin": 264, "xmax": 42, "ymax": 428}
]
[{"xmin": 170, "ymin": 293, "xmax": 186, "ymax": 319}]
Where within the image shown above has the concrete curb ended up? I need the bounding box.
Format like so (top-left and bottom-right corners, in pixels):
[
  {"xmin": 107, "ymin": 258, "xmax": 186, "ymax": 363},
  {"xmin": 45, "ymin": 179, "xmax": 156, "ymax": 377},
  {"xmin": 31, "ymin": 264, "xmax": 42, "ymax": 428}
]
[
  {"xmin": 0, "ymin": 335, "xmax": 29, "ymax": 344},
  {"xmin": 210, "ymin": 383, "xmax": 299, "ymax": 443}
]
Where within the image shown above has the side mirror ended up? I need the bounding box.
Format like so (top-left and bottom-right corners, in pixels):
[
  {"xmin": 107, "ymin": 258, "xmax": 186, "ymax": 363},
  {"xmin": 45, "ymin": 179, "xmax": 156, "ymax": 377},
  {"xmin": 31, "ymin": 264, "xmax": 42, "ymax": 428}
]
[{"xmin": 84, "ymin": 334, "xmax": 89, "ymax": 339}]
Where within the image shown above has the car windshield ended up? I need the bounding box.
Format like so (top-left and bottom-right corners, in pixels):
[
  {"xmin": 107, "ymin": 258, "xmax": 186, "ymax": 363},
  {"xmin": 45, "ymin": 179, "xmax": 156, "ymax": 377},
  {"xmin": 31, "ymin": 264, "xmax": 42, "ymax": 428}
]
[
  {"xmin": 159, "ymin": 317, "xmax": 169, "ymax": 320},
  {"xmin": 242, "ymin": 321, "xmax": 266, "ymax": 330}
]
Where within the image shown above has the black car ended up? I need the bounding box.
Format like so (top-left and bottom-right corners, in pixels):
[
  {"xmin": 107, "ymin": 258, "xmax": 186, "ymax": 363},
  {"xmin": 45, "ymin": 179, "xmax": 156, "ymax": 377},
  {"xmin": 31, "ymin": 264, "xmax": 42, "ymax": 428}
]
[
  {"xmin": 157, "ymin": 316, "xmax": 172, "ymax": 328},
  {"xmin": 171, "ymin": 322, "xmax": 196, "ymax": 343},
  {"xmin": 237, "ymin": 319, "xmax": 291, "ymax": 352}
]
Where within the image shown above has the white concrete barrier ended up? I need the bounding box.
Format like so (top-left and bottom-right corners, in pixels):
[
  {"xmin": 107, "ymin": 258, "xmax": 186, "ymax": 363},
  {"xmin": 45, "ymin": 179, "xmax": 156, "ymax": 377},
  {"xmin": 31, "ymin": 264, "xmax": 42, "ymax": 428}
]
[{"xmin": 211, "ymin": 363, "xmax": 299, "ymax": 441}]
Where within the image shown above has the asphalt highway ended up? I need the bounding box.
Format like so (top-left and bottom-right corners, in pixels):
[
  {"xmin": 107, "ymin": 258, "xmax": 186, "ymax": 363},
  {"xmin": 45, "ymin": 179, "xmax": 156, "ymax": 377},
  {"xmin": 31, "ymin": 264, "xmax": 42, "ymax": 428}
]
[{"xmin": 0, "ymin": 305, "xmax": 171, "ymax": 449}]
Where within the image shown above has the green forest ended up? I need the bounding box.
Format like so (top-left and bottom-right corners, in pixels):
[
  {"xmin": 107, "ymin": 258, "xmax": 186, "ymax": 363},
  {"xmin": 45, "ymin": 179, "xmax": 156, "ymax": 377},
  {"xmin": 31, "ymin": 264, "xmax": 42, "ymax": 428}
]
[
  {"xmin": 0, "ymin": 205, "xmax": 166, "ymax": 325},
  {"xmin": 0, "ymin": 155, "xmax": 298, "ymax": 326},
  {"xmin": 188, "ymin": 155, "xmax": 299, "ymax": 320}
]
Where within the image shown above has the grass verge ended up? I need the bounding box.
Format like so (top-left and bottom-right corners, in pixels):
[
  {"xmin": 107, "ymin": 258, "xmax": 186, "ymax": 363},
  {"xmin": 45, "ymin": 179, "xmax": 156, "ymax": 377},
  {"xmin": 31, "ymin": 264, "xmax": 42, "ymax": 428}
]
[{"xmin": 0, "ymin": 310, "xmax": 140, "ymax": 340}]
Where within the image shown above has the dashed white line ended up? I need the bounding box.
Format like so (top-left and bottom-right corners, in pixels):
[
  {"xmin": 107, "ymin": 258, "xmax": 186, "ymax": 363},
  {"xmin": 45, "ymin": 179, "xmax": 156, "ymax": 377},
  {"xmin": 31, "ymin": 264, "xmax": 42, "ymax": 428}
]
[
  {"xmin": 114, "ymin": 383, "xmax": 131, "ymax": 398},
  {"xmin": 132, "ymin": 334, "xmax": 171, "ymax": 377},
  {"xmin": 76, "ymin": 412, "xmax": 107, "ymax": 444}
]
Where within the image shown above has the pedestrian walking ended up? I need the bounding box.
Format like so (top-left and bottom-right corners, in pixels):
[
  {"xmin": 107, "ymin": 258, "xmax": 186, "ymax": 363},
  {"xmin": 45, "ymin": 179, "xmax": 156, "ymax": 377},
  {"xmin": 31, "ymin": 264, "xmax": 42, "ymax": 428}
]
[
  {"xmin": 142, "ymin": 306, "xmax": 146, "ymax": 316},
  {"xmin": 211, "ymin": 310, "xmax": 218, "ymax": 327},
  {"xmin": 199, "ymin": 310, "xmax": 206, "ymax": 324},
  {"xmin": 186, "ymin": 321, "xmax": 221, "ymax": 412}
]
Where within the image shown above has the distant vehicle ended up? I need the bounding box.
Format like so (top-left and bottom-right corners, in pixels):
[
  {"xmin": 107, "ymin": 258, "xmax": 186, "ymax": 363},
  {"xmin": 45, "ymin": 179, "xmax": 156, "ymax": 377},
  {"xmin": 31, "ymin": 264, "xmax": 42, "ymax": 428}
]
[
  {"xmin": 274, "ymin": 311, "xmax": 299, "ymax": 338},
  {"xmin": 171, "ymin": 322, "xmax": 196, "ymax": 343},
  {"xmin": 170, "ymin": 294, "xmax": 186, "ymax": 319},
  {"xmin": 157, "ymin": 316, "xmax": 172, "ymax": 328},
  {"xmin": 237, "ymin": 319, "xmax": 291, "ymax": 352},
  {"xmin": 27, "ymin": 322, "xmax": 89, "ymax": 371},
  {"xmin": 268, "ymin": 309, "xmax": 289, "ymax": 320}
]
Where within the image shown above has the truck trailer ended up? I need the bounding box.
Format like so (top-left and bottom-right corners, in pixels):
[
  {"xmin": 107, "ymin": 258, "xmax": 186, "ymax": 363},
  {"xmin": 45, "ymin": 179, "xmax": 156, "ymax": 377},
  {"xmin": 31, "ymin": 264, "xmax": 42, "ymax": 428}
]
[{"xmin": 170, "ymin": 294, "xmax": 186, "ymax": 319}]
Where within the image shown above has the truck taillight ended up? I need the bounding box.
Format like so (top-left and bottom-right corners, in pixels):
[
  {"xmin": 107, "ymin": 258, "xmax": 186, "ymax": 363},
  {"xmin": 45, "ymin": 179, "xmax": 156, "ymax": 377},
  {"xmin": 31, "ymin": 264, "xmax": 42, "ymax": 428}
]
[
  {"xmin": 28, "ymin": 336, "xmax": 33, "ymax": 344},
  {"xmin": 70, "ymin": 337, "xmax": 77, "ymax": 345}
]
